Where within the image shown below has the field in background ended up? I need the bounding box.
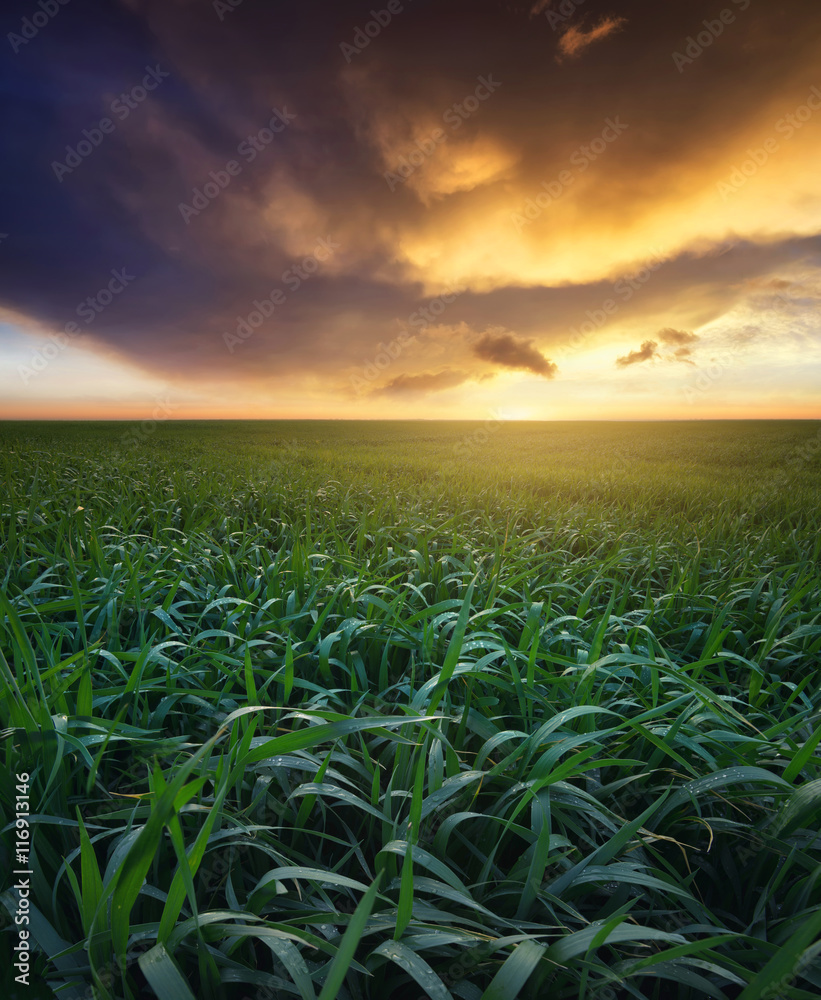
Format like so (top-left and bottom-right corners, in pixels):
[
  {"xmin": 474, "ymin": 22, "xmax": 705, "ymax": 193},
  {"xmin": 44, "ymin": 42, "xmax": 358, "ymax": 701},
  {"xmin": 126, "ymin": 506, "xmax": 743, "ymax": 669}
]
[{"xmin": 1, "ymin": 420, "xmax": 820, "ymax": 1000}]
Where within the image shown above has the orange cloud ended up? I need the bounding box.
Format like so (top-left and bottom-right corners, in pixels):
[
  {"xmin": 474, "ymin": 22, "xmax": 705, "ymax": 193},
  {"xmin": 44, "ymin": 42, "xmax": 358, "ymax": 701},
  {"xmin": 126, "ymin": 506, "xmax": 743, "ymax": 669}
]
[
  {"xmin": 559, "ymin": 17, "xmax": 628, "ymax": 59},
  {"xmin": 658, "ymin": 328, "xmax": 699, "ymax": 347},
  {"xmin": 616, "ymin": 340, "xmax": 659, "ymax": 367}
]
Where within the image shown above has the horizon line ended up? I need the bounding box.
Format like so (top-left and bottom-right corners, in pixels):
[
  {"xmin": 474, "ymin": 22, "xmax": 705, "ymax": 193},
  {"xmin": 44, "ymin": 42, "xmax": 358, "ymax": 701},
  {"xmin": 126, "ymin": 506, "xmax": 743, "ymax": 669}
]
[{"xmin": 1, "ymin": 417, "xmax": 820, "ymax": 425}]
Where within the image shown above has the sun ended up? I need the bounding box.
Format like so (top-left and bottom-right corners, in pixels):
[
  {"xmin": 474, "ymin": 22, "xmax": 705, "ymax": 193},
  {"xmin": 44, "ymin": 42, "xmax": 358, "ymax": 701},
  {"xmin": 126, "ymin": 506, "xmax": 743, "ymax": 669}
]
[{"xmin": 497, "ymin": 407, "xmax": 532, "ymax": 421}]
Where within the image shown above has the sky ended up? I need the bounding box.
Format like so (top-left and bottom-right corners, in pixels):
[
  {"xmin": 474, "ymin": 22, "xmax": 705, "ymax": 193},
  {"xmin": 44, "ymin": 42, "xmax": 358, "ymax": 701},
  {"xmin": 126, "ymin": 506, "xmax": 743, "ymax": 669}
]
[{"xmin": 1, "ymin": 0, "xmax": 821, "ymax": 421}]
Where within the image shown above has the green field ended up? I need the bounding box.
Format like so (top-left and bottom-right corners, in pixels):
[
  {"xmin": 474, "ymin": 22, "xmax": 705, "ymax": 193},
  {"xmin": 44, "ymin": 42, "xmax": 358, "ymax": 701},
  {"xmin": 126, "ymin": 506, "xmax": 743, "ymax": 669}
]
[{"xmin": 1, "ymin": 420, "xmax": 820, "ymax": 1000}]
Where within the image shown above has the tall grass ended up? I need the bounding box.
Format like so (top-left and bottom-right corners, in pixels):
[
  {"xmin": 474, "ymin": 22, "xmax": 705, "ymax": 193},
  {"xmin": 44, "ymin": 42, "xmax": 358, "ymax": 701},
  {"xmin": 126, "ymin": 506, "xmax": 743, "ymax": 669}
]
[{"xmin": 1, "ymin": 420, "xmax": 820, "ymax": 999}]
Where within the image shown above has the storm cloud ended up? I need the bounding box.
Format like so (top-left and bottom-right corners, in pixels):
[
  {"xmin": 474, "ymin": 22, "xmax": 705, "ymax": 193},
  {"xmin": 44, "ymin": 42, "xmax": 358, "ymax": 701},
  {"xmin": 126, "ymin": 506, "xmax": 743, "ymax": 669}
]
[{"xmin": 1, "ymin": 0, "xmax": 820, "ymax": 418}]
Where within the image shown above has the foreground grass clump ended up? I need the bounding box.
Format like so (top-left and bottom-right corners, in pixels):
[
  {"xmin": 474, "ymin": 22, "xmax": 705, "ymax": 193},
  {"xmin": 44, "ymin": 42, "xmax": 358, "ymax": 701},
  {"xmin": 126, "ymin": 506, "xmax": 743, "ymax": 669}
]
[{"xmin": 1, "ymin": 419, "xmax": 820, "ymax": 1000}]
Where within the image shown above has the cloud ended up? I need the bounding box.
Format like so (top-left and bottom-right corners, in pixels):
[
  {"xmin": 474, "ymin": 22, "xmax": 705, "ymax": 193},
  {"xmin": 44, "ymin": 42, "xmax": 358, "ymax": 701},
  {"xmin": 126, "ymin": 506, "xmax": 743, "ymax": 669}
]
[
  {"xmin": 472, "ymin": 330, "xmax": 558, "ymax": 377},
  {"xmin": 376, "ymin": 328, "xmax": 559, "ymax": 396},
  {"xmin": 617, "ymin": 329, "xmax": 703, "ymax": 367},
  {"xmin": 616, "ymin": 340, "xmax": 659, "ymax": 367},
  {"xmin": 658, "ymin": 328, "xmax": 700, "ymax": 362},
  {"xmin": 380, "ymin": 369, "xmax": 470, "ymax": 395},
  {"xmin": 558, "ymin": 17, "xmax": 628, "ymax": 59},
  {"xmin": 2, "ymin": 0, "xmax": 821, "ymax": 418},
  {"xmin": 658, "ymin": 328, "xmax": 699, "ymax": 346}
]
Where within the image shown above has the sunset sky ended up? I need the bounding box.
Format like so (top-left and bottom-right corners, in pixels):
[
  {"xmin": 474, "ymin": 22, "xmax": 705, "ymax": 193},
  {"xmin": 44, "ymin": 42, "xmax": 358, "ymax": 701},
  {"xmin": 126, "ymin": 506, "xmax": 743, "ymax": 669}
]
[{"xmin": 2, "ymin": 0, "xmax": 821, "ymax": 420}]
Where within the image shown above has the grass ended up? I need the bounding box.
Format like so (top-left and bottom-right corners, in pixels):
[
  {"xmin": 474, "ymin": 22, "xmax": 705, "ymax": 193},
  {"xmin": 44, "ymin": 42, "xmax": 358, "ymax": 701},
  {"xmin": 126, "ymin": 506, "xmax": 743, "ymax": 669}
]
[{"xmin": 1, "ymin": 418, "xmax": 820, "ymax": 1000}]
